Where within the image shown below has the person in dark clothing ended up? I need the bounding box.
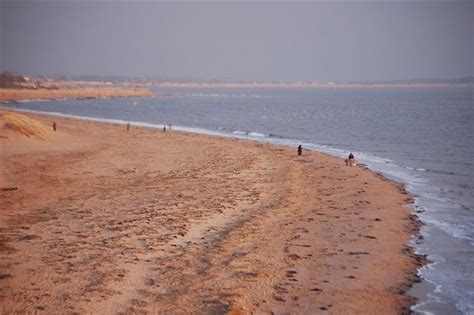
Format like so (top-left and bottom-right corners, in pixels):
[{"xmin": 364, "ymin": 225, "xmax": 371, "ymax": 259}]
[
  {"xmin": 127, "ymin": 123, "xmax": 130, "ymax": 132},
  {"xmin": 346, "ymin": 152, "xmax": 356, "ymax": 166},
  {"xmin": 52, "ymin": 122, "xmax": 57, "ymax": 131},
  {"xmin": 298, "ymin": 145, "xmax": 303, "ymax": 156}
]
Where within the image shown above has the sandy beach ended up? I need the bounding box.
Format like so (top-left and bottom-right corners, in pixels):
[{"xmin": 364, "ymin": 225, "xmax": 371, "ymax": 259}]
[
  {"xmin": 0, "ymin": 86, "xmax": 154, "ymax": 103},
  {"xmin": 0, "ymin": 110, "xmax": 421, "ymax": 314}
]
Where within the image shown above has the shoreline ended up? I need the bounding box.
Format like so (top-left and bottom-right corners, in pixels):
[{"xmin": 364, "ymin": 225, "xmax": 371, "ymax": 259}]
[
  {"xmin": 0, "ymin": 110, "xmax": 423, "ymax": 313},
  {"xmin": 0, "ymin": 86, "xmax": 157, "ymax": 104}
]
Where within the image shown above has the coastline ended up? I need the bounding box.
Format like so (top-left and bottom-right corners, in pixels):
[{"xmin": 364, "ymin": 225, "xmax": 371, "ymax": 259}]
[
  {"xmin": 0, "ymin": 110, "xmax": 422, "ymax": 314},
  {"xmin": 0, "ymin": 86, "xmax": 156, "ymax": 104}
]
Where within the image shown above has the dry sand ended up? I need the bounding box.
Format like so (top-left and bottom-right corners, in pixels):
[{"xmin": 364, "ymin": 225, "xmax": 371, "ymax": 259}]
[
  {"xmin": 0, "ymin": 111, "xmax": 421, "ymax": 314},
  {"xmin": 0, "ymin": 86, "xmax": 154, "ymax": 103}
]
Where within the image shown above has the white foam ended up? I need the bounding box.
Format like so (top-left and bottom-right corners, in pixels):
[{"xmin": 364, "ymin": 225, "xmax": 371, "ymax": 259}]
[
  {"xmin": 247, "ymin": 131, "xmax": 268, "ymax": 138},
  {"xmin": 16, "ymin": 98, "xmax": 52, "ymax": 103},
  {"xmin": 231, "ymin": 130, "xmax": 247, "ymax": 136}
]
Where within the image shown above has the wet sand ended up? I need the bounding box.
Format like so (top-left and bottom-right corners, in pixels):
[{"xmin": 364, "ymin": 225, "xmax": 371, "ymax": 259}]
[
  {"xmin": 0, "ymin": 86, "xmax": 154, "ymax": 103},
  {"xmin": 0, "ymin": 111, "xmax": 421, "ymax": 314}
]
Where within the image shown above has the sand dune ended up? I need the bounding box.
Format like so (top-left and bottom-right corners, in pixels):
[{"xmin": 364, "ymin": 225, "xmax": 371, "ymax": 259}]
[
  {"xmin": 0, "ymin": 111, "xmax": 421, "ymax": 314},
  {"xmin": 0, "ymin": 110, "xmax": 52, "ymax": 140}
]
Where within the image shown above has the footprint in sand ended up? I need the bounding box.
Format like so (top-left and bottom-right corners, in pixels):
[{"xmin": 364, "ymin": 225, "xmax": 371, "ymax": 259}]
[
  {"xmin": 274, "ymin": 284, "xmax": 288, "ymax": 294},
  {"xmin": 364, "ymin": 235, "xmax": 377, "ymax": 239},
  {"xmin": 286, "ymin": 270, "xmax": 297, "ymax": 277},
  {"xmin": 287, "ymin": 254, "xmax": 301, "ymax": 260},
  {"xmin": 273, "ymin": 294, "xmax": 286, "ymax": 302}
]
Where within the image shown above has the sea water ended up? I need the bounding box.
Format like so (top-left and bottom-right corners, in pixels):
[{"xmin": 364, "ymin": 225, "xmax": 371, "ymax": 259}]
[{"xmin": 2, "ymin": 86, "xmax": 473, "ymax": 314}]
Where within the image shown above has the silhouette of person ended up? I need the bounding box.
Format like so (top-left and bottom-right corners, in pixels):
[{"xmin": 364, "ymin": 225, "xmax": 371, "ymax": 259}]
[{"xmin": 298, "ymin": 145, "xmax": 303, "ymax": 156}]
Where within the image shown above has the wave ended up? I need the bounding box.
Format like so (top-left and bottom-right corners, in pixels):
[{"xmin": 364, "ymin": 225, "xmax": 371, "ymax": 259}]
[
  {"xmin": 420, "ymin": 215, "xmax": 473, "ymax": 245},
  {"xmin": 231, "ymin": 130, "xmax": 247, "ymax": 136},
  {"xmin": 15, "ymin": 98, "xmax": 54, "ymax": 103},
  {"xmin": 248, "ymin": 131, "xmax": 268, "ymax": 138},
  {"xmin": 231, "ymin": 130, "xmax": 269, "ymax": 138}
]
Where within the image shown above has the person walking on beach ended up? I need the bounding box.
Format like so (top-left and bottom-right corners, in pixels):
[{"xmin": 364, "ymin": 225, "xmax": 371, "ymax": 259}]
[
  {"xmin": 298, "ymin": 145, "xmax": 303, "ymax": 156},
  {"xmin": 163, "ymin": 126, "xmax": 166, "ymax": 133},
  {"xmin": 127, "ymin": 123, "xmax": 130, "ymax": 132},
  {"xmin": 52, "ymin": 122, "xmax": 57, "ymax": 132},
  {"xmin": 346, "ymin": 152, "xmax": 356, "ymax": 166}
]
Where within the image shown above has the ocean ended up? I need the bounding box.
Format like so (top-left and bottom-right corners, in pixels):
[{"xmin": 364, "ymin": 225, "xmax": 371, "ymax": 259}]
[{"xmin": 2, "ymin": 86, "xmax": 473, "ymax": 314}]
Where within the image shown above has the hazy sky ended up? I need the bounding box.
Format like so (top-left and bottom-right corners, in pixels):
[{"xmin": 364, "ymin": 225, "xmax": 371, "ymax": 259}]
[{"xmin": 1, "ymin": 1, "xmax": 473, "ymax": 81}]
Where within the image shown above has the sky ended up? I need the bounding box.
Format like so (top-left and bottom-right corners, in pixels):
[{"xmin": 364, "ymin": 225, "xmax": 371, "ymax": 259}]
[{"xmin": 1, "ymin": 1, "xmax": 473, "ymax": 82}]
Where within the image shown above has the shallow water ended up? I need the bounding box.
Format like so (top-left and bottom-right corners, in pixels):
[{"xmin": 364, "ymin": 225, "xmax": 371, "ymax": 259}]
[{"xmin": 3, "ymin": 86, "xmax": 473, "ymax": 314}]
